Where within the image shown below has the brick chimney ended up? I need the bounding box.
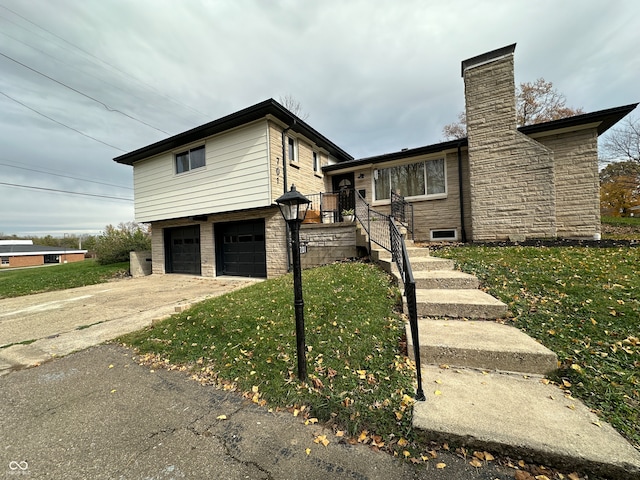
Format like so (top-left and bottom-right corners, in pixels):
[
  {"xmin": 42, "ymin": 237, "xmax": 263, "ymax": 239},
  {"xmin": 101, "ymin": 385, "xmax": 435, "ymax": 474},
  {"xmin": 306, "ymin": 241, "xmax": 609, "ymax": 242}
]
[{"xmin": 462, "ymin": 44, "xmax": 557, "ymax": 241}]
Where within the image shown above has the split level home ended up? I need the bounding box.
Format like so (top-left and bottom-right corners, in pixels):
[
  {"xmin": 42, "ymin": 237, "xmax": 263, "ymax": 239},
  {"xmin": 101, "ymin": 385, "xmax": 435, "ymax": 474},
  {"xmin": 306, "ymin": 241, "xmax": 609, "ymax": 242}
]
[{"xmin": 114, "ymin": 44, "xmax": 637, "ymax": 279}]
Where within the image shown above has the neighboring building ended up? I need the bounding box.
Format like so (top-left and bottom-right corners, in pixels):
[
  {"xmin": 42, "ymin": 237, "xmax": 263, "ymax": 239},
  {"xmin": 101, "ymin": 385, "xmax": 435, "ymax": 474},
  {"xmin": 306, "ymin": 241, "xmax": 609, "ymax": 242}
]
[
  {"xmin": 114, "ymin": 44, "xmax": 637, "ymax": 279},
  {"xmin": 0, "ymin": 240, "xmax": 87, "ymax": 268}
]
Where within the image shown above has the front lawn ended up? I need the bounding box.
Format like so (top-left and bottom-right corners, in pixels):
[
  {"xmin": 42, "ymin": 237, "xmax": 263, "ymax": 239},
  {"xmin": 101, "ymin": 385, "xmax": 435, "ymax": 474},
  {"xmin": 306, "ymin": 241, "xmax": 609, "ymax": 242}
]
[
  {"xmin": 601, "ymin": 215, "xmax": 640, "ymax": 240},
  {"xmin": 119, "ymin": 262, "xmax": 417, "ymax": 448},
  {"xmin": 0, "ymin": 260, "xmax": 129, "ymax": 299},
  {"xmin": 434, "ymin": 245, "xmax": 640, "ymax": 447}
]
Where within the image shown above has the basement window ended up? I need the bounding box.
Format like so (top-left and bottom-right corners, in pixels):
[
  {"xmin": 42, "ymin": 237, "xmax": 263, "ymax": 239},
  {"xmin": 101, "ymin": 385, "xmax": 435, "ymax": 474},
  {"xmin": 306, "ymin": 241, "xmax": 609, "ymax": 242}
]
[{"xmin": 430, "ymin": 229, "xmax": 457, "ymax": 241}]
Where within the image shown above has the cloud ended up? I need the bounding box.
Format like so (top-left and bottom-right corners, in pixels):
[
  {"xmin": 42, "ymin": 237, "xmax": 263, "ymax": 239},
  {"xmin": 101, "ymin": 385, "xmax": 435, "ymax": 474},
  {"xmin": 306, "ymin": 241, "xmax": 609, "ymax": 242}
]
[{"xmin": 0, "ymin": 0, "xmax": 638, "ymax": 235}]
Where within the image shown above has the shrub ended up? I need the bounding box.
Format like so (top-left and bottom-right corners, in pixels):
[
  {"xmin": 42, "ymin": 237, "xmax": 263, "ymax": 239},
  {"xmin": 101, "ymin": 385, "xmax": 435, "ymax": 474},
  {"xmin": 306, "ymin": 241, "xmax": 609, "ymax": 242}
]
[{"xmin": 95, "ymin": 222, "xmax": 151, "ymax": 265}]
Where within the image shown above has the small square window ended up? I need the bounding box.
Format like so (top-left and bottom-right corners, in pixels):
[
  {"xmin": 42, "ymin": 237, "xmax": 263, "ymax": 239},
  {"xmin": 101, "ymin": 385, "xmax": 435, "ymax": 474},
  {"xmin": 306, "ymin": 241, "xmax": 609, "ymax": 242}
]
[
  {"xmin": 175, "ymin": 145, "xmax": 205, "ymax": 174},
  {"xmin": 1, "ymin": 257, "xmax": 9, "ymax": 265}
]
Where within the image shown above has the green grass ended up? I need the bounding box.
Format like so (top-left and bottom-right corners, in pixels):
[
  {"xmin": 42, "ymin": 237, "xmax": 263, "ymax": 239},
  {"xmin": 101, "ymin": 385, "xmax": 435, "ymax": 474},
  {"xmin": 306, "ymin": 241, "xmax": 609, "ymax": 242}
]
[
  {"xmin": 602, "ymin": 215, "xmax": 640, "ymax": 227},
  {"xmin": 0, "ymin": 260, "xmax": 129, "ymax": 299},
  {"xmin": 120, "ymin": 262, "xmax": 416, "ymax": 448},
  {"xmin": 434, "ymin": 245, "xmax": 640, "ymax": 447},
  {"xmin": 601, "ymin": 215, "xmax": 640, "ymax": 240}
]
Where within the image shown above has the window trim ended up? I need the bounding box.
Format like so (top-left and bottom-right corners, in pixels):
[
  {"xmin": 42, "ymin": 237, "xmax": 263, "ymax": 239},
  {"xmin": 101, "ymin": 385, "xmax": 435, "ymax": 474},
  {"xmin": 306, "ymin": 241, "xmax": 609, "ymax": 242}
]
[
  {"xmin": 175, "ymin": 144, "xmax": 206, "ymax": 174},
  {"xmin": 313, "ymin": 150, "xmax": 322, "ymax": 177},
  {"xmin": 287, "ymin": 136, "xmax": 298, "ymax": 165},
  {"xmin": 371, "ymin": 157, "xmax": 447, "ymax": 204}
]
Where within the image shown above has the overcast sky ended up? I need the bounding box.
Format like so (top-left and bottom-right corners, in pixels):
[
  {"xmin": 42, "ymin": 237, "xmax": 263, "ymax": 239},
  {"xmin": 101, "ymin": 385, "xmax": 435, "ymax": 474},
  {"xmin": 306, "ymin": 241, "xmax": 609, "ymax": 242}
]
[{"xmin": 1, "ymin": 0, "xmax": 638, "ymax": 236}]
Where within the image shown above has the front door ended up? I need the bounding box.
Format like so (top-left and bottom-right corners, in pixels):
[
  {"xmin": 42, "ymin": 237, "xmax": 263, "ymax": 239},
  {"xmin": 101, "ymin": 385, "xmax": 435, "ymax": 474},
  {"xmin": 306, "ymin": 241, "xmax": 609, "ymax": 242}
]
[{"xmin": 332, "ymin": 173, "xmax": 355, "ymax": 220}]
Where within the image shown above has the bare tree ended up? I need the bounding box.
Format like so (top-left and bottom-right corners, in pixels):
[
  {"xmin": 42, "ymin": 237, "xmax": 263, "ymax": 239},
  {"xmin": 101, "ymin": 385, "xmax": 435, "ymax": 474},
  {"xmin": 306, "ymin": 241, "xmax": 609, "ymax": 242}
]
[
  {"xmin": 278, "ymin": 94, "xmax": 309, "ymax": 120},
  {"xmin": 601, "ymin": 115, "xmax": 640, "ymax": 163},
  {"xmin": 442, "ymin": 78, "xmax": 583, "ymax": 140}
]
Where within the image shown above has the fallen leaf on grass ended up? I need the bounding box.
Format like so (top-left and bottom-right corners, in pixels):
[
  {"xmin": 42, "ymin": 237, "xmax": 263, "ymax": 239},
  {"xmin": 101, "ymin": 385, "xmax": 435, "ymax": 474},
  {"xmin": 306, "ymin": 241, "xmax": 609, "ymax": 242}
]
[
  {"xmin": 314, "ymin": 435, "xmax": 330, "ymax": 447},
  {"xmin": 216, "ymin": 414, "xmax": 227, "ymax": 420},
  {"xmin": 436, "ymin": 462, "xmax": 446, "ymax": 469},
  {"xmin": 469, "ymin": 458, "xmax": 482, "ymax": 467},
  {"xmin": 305, "ymin": 448, "xmax": 311, "ymax": 456}
]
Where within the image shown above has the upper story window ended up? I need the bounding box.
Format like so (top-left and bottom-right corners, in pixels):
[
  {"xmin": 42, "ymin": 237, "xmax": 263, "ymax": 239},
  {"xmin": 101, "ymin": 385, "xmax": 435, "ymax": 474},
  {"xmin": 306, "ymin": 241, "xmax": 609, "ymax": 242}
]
[
  {"xmin": 374, "ymin": 158, "xmax": 445, "ymax": 201},
  {"xmin": 313, "ymin": 151, "xmax": 320, "ymax": 173},
  {"xmin": 175, "ymin": 145, "xmax": 205, "ymax": 174},
  {"xmin": 287, "ymin": 137, "xmax": 298, "ymax": 163}
]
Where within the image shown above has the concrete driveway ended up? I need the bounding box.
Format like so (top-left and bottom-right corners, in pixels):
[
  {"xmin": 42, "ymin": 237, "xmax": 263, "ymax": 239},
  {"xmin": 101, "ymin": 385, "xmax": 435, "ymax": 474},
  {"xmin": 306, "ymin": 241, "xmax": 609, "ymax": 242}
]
[{"xmin": 0, "ymin": 275, "xmax": 254, "ymax": 375}]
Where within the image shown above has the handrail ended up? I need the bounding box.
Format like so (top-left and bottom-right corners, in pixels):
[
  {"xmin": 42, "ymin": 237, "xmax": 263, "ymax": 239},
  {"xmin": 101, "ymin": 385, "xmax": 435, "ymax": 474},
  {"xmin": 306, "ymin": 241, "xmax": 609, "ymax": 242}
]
[
  {"xmin": 391, "ymin": 191, "xmax": 414, "ymax": 240},
  {"xmin": 355, "ymin": 191, "xmax": 425, "ymax": 401}
]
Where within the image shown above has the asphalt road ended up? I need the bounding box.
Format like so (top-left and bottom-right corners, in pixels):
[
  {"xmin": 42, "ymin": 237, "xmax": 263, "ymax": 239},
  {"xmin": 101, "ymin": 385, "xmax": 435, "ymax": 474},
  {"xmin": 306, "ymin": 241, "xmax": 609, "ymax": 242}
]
[
  {"xmin": 0, "ymin": 344, "xmax": 516, "ymax": 480},
  {"xmin": 0, "ymin": 274, "xmax": 517, "ymax": 479}
]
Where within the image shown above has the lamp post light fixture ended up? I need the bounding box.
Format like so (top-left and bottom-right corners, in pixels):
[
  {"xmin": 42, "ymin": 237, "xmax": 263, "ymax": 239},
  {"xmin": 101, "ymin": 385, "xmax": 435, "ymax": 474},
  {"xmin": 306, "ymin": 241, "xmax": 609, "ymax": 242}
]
[{"xmin": 275, "ymin": 185, "xmax": 311, "ymax": 381}]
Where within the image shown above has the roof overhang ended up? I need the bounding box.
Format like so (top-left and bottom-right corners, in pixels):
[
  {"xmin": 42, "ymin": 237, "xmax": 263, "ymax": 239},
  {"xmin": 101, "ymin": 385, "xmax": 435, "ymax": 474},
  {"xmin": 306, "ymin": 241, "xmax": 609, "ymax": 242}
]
[
  {"xmin": 518, "ymin": 103, "xmax": 638, "ymax": 137},
  {"xmin": 114, "ymin": 99, "xmax": 353, "ymax": 166},
  {"xmin": 323, "ymin": 138, "xmax": 468, "ymax": 173},
  {"xmin": 323, "ymin": 103, "xmax": 637, "ymax": 173}
]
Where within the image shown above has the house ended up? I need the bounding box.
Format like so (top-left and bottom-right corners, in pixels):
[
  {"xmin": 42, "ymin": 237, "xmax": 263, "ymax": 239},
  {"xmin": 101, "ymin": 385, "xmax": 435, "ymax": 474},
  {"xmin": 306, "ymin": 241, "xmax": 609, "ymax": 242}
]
[
  {"xmin": 114, "ymin": 44, "xmax": 637, "ymax": 279},
  {"xmin": 0, "ymin": 240, "xmax": 87, "ymax": 268}
]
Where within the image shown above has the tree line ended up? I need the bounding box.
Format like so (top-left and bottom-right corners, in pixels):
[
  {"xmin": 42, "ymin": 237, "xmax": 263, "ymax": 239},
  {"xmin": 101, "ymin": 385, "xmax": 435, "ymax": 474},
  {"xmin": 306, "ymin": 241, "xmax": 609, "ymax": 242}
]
[{"xmin": 0, "ymin": 222, "xmax": 151, "ymax": 265}]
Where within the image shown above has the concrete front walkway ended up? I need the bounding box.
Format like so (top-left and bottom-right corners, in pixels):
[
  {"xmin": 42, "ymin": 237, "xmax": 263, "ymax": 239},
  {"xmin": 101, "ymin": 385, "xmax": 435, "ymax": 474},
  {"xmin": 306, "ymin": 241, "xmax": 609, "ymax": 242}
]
[{"xmin": 0, "ymin": 275, "xmax": 254, "ymax": 375}]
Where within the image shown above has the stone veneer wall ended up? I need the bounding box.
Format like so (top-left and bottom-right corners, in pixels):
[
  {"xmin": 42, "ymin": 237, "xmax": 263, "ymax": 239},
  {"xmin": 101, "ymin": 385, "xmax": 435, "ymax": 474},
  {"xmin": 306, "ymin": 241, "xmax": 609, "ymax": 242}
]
[
  {"xmin": 536, "ymin": 129, "xmax": 601, "ymax": 238},
  {"xmin": 299, "ymin": 223, "xmax": 357, "ymax": 269},
  {"xmin": 464, "ymin": 49, "xmax": 556, "ymax": 241},
  {"xmin": 268, "ymin": 121, "xmax": 327, "ymax": 201}
]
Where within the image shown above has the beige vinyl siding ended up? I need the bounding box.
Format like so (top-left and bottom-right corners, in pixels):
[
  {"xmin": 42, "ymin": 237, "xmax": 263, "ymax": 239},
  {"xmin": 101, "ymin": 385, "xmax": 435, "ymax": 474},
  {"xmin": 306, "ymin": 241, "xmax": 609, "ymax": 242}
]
[{"xmin": 133, "ymin": 121, "xmax": 270, "ymax": 223}]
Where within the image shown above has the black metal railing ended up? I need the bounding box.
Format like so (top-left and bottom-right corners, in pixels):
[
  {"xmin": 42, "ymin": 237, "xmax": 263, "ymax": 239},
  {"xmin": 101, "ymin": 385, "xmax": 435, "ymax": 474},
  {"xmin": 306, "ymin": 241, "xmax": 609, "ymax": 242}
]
[
  {"xmin": 303, "ymin": 190, "xmax": 355, "ymax": 223},
  {"xmin": 391, "ymin": 191, "xmax": 414, "ymax": 239},
  {"xmin": 355, "ymin": 190, "xmax": 425, "ymax": 401}
]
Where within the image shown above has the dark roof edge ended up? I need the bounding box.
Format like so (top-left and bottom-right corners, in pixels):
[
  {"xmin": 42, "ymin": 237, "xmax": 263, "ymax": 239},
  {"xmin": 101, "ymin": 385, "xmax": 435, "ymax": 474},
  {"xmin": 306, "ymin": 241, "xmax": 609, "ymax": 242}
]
[
  {"xmin": 114, "ymin": 99, "xmax": 353, "ymax": 165},
  {"xmin": 518, "ymin": 103, "xmax": 638, "ymax": 136},
  {"xmin": 323, "ymin": 103, "xmax": 638, "ymax": 173},
  {"xmin": 461, "ymin": 43, "xmax": 516, "ymax": 77},
  {"xmin": 323, "ymin": 138, "xmax": 468, "ymax": 172}
]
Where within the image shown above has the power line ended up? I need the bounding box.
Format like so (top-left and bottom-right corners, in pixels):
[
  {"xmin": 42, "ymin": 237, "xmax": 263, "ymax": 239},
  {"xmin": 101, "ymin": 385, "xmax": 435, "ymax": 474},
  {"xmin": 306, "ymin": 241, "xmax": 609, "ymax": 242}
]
[
  {"xmin": 0, "ymin": 161, "xmax": 133, "ymax": 190},
  {"xmin": 0, "ymin": 181, "xmax": 133, "ymax": 201},
  {"xmin": 0, "ymin": 49, "xmax": 171, "ymax": 135},
  {"xmin": 0, "ymin": 3, "xmax": 212, "ymax": 121},
  {"xmin": 0, "ymin": 90, "xmax": 127, "ymax": 152},
  {"xmin": 0, "ymin": 28, "xmax": 166, "ymax": 120}
]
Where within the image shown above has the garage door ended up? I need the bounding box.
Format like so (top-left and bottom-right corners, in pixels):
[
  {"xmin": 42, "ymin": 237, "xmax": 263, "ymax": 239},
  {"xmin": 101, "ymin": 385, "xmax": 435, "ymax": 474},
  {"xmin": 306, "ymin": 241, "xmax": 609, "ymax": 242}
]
[
  {"xmin": 165, "ymin": 225, "xmax": 201, "ymax": 275},
  {"xmin": 216, "ymin": 220, "xmax": 266, "ymax": 278}
]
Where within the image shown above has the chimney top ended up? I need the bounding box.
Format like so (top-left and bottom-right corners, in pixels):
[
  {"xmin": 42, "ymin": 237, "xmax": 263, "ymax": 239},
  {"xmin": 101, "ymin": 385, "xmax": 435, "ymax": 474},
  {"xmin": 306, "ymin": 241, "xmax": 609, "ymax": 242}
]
[{"xmin": 461, "ymin": 43, "xmax": 516, "ymax": 77}]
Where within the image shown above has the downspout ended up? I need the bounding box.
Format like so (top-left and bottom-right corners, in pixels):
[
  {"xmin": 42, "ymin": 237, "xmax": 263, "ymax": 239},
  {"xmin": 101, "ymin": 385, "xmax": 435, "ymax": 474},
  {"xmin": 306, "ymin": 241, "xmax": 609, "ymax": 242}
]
[
  {"xmin": 281, "ymin": 119, "xmax": 296, "ymax": 195},
  {"xmin": 457, "ymin": 141, "xmax": 467, "ymax": 242},
  {"xmin": 281, "ymin": 120, "xmax": 296, "ymax": 271}
]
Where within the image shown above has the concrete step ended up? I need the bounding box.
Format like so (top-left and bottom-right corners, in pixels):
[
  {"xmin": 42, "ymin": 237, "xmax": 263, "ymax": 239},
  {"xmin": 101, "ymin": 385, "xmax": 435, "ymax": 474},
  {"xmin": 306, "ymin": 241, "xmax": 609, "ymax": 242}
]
[
  {"xmin": 371, "ymin": 245, "xmax": 429, "ymax": 263},
  {"xmin": 377, "ymin": 256, "xmax": 454, "ymax": 275},
  {"xmin": 413, "ymin": 270, "xmax": 479, "ymax": 290},
  {"xmin": 413, "ymin": 365, "xmax": 640, "ymax": 479},
  {"xmin": 406, "ymin": 319, "xmax": 557, "ymax": 375},
  {"xmin": 409, "ymin": 289, "xmax": 508, "ymax": 319}
]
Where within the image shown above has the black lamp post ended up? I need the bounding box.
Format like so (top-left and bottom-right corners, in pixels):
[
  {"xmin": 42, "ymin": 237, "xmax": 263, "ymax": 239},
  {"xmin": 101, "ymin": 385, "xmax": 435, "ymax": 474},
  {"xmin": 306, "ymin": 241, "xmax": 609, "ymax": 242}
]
[{"xmin": 275, "ymin": 185, "xmax": 311, "ymax": 381}]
